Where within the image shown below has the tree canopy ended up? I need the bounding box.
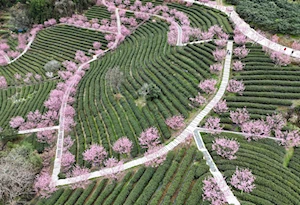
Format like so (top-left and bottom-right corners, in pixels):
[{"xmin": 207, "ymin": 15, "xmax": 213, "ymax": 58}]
[{"xmin": 236, "ymin": 0, "xmax": 300, "ymax": 35}]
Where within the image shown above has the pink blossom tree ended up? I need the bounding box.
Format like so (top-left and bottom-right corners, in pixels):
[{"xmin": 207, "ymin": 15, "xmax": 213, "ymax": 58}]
[
  {"xmin": 165, "ymin": 115, "xmax": 185, "ymax": 130},
  {"xmin": 34, "ymin": 172, "xmax": 57, "ymax": 198},
  {"xmin": 232, "ymin": 61, "xmax": 245, "ymax": 71},
  {"xmin": 210, "ymin": 63, "xmax": 222, "ymax": 73},
  {"xmin": 35, "ymin": 74, "xmax": 42, "ymax": 81},
  {"xmin": 213, "ymin": 49, "xmax": 226, "ymax": 62},
  {"xmin": 212, "ymin": 137, "xmax": 240, "ymax": 160},
  {"xmin": 230, "ymin": 167, "xmax": 256, "ymax": 193},
  {"xmin": 271, "ymin": 34, "xmax": 279, "ymax": 43},
  {"xmin": 200, "ymin": 31, "xmax": 214, "ymax": 40},
  {"xmin": 270, "ymin": 51, "xmax": 291, "ymax": 66},
  {"xmin": 233, "ymin": 45, "xmax": 250, "ymax": 59},
  {"xmin": 275, "ymin": 130, "xmax": 300, "ymax": 148},
  {"xmin": 9, "ymin": 116, "xmax": 25, "ymax": 129},
  {"xmin": 36, "ymin": 130, "xmax": 56, "ymax": 144},
  {"xmin": 241, "ymin": 120, "xmax": 270, "ymax": 141},
  {"xmin": 112, "ymin": 137, "xmax": 133, "ymax": 156},
  {"xmin": 213, "ymin": 99, "xmax": 228, "ymax": 114},
  {"xmin": 83, "ymin": 144, "xmax": 108, "ymax": 167},
  {"xmin": 66, "ymin": 165, "xmax": 90, "ymax": 189},
  {"xmin": 104, "ymin": 157, "xmax": 124, "ymax": 179},
  {"xmin": 144, "ymin": 145, "xmax": 166, "ymax": 167},
  {"xmin": 204, "ymin": 117, "xmax": 223, "ymax": 134},
  {"xmin": 0, "ymin": 76, "xmax": 7, "ymax": 89},
  {"xmin": 266, "ymin": 113, "xmax": 286, "ymax": 132},
  {"xmin": 227, "ymin": 79, "xmax": 245, "ymax": 95},
  {"xmin": 292, "ymin": 41, "xmax": 300, "ymax": 50},
  {"xmin": 63, "ymin": 135, "xmax": 75, "ymax": 152},
  {"xmin": 0, "ymin": 43, "xmax": 10, "ymax": 51},
  {"xmin": 189, "ymin": 92, "xmax": 206, "ymax": 107},
  {"xmin": 199, "ymin": 79, "xmax": 217, "ymax": 94},
  {"xmin": 234, "ymin": 33, "xmax": 247, "ymax": 45},
  {"xmin": 202, "ymin": 176, "xmax": 227, "ymax": 205},
  {"xmin": 230, "ymin": 108, "xmax": 250, "ymax": 125},
  {"xmin": 93, "ymin": 42, "xmax": 102, "ymax": 50},
  {"xmin": 139, "ymin": 127, "xmax": 161, "ymax": 149},
  {"xmin": 214, "ymin": 39, "xmax": 227, "ymax": 48},
  {"xmin": 61, "ymin": 151, "xmax": 75, "ymax": 172}
]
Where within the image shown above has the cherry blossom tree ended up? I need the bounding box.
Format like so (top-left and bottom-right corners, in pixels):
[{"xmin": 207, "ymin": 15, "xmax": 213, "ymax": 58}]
[
  {"xmin": 167, "ymin": 23, "xmax": 178, "ymax": 45},
  {"xmin": 165, "ymin": 115, "xmax": 185, "ymax": 130},
  {"xmin": 213, "ymin": 99, "xmax": 228, "ymax": 114},
  {"xmin": 241, "ymin": 120, "xmax": 270, "ymax": 141},
  {"xmin": 214, "ymin": 39, "xmax": 227, "ymax": 48},
  {"xmin": 292, "ymin": 41, "xmax": 300, "ymax": 50},
  {"xmin": 200, "ymin": 31, "xmax": 214, "ymax": 40},
  {"xmin": 199, "ymin": 79, "xmax": 217, "ymax": 94},
  {"xmin": 0, "ymin": 76, "xmax": 7, "ymax": 89},
  {"xmin": 144, "ymin": 145, "xmax": 166, "ymax": 167},
  {"xmin": 35, "ymin": 74, "xmax": 42, "ymax": 81},
  {"xmin": 112, "ymin": 137, "xmax": 133, "ymax": 155},
  {"xmin": 61, "ymin": 151, "xmax": 75, "ymax": 172},
  {"xmin": 0, "ymin": 43, "xmax": 10, "ymax": 51},
  {"xmin": 233, "ymin": 45, "xmax": 249, "ymax": 59},
  {"xmin": 202, "ymin": 176, "xmax": 227, "ymax": 205},
  {"xmin": 66, "ymin": 165, "xmax": 90, "ymax": 189},
  {"xmin": 227, "ymin": 79, "xmax": 245, "ymax": 95},
  {"xmin": 34, "ymin": 172, "xmax": 57, "ymax": 198},
  {"xmin": 204, "ymin": 117, "xmax": 223, "ymax": 134},
  {"xmin": 36, "ymin": 130, "xmax": 56, "ymax": 144},
  {"xmin": 266, "ymin": 113, "xmax": 286, "ymax": 132},
  {"xmin": 271, "ymin": 34, "xmax": 279, "ymax": 43},
  {"xmin": 275, "ymin": 130, "xmax": 300, "ymax": 148},
  {"xmin": 232, "ymin": 61, "xmax": 245, "ymax": 71},
  {"xmin": 234, "ymin": 33, "xmax": 247, "ymax": 45},
  {"xmin": 139, "ymin": 127, "xmax": 161, "ymax": 149},
  {"xmin": 230, "ymin": 167, "xmax": 255, "ymax": 193},
  {"xmin": 83, "ymin": 144, "xmax": 108, "ymax": 166},
  {"xmin": 9, "ymin": 116, "xmax": 25, "ymax": 129},
  {"xmin": 210, "ymin": 63, "xmax": 222, "ymax": 73},
  {"xmin": 213, "ymin": 49, "xmax": 226, "ymax": 62},
  {"xmin": 63, "ymin": 135, "xmax": 75, "ymax": 152},
  {"xmin": 104, "ymin": 157, "xmax": 124, "ymax": 179},
  {"xmin": 189, "ymin": 92, "xmax": 206, "ymax": 107},
  {"xmin": 230, "ymin": 108, "xmax": 250, "ymax": 125},
  {"xmin": 212, "ymin": 137, "xmax": 240, "ymax": 160},
  {"xmin": 270, "ymin": 51, "xmax": 291, "ymax": 66},
  {"xmin": 93, "ymin": 42, "xmax": 102, "ymax": 50}
]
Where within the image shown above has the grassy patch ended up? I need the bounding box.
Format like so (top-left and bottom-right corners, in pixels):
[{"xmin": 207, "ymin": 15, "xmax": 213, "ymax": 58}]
[{"xmin": 283, "ymin": 147, "xmax": 294, "ymax": 167}]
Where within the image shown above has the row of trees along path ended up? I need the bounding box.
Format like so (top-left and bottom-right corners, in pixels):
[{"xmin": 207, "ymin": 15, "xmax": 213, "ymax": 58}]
[
  {"xmin": 193, "ymin": 41, "xmax": 240, "ymax": 205},
  {"xmin": 51, "ymin": 6, "xmax": 123, "ymax": 184}
]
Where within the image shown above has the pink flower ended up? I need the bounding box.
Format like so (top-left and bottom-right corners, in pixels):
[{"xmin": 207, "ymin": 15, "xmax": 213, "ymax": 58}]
[
  {"xmin": 199, "ymin": 79, "xmax": 217, "ymax": 94},
  {"xmin": 165, "ymin": 115, "xmax": 185, "ymax": 130},
  {"xmin": 212, "ymin": 137, "xmax": 240, "ymax": 160}
]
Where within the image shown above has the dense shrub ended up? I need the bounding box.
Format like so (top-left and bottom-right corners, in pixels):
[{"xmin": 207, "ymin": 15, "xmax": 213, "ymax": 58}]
[{"xmin": 237, "ymin": 0, "xmax": 300, "ymax": 35}]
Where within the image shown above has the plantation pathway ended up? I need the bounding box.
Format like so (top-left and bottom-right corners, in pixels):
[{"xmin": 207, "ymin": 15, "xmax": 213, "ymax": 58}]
[
  {"xmin": 18, "ymin": 126, "xmax": 59, "ymax": 134},
  {"xmin": 184, "ymin": 0, "xmax": 300, "ymax": 59},
  {"xmin": 55, "ymin": 41, "xmax": 233, "ymax": 186},
  {"xmin": 182, "ymin": 39, "xmax": 212, "ymax": 46},
  {"xmin": 193, "ymin": 131, "xmax": 240, "ymax": 205},
  {"xmin": 51, "ymin": 8, "xmax": 123, "ymax": 185},
  {"xmin": 197, "ymin": 127, "xmax": 281, "ymax": 141}
]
